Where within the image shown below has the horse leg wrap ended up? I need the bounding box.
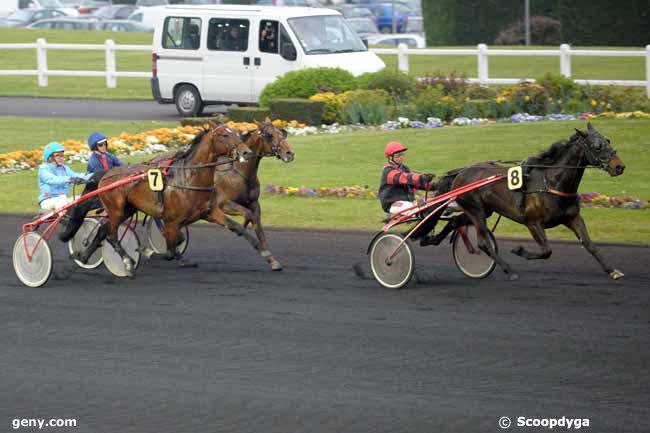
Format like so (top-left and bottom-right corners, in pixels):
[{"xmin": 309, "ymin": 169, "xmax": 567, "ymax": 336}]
[{"xmin": 260, "ymin": 250, "xmax": 272, "ymax": 258}]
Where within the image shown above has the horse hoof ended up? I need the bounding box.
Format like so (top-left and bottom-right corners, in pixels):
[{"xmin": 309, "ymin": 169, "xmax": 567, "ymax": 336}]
[
  {"xmin": 508, "ymin": 273, "xmax": 520, "ymax": 281},
  {"xmin": 271, "ymin": 261, "xmax": 283, "ymax": 271},
  {"xmin": 178, "ymin": 259, "xmax": 198, "ymax": 268},
  {"xmin": 609, "ymin": 269, "xmax": 624, "ymax": 280}
]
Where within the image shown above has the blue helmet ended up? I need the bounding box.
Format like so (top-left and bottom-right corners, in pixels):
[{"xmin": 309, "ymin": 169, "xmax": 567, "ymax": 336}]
[
  {"xmin": 43, "ymin": 141, "xmax": 65, "ymax": 161},
  {"xmin": 88, "ymin": 132, "xmax": 107, "ymax": 151}
]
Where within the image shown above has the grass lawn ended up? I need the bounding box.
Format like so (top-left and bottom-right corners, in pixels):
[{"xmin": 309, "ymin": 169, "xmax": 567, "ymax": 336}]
[
  {"xmin": 0, "ymin": 28, "xmax": 645, "ymax": 99},
  {"xmin": 1, "ymin": 116, "xmax": 648, "ymax": 243}
]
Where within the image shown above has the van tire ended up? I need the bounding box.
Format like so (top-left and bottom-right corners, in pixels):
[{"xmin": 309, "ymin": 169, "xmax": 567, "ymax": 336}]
[{"xmin": 175, "ymin": 85, "xmax": 204, "ymax": 117}]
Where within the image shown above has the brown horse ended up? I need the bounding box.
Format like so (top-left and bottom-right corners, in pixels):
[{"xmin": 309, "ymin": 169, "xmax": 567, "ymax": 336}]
[
  {"xmin": 74, "ymin": 122, "xmax": 252, "ymax": 275},
  {"xmin": 435, "ymin": 123, "xmax": 625, "ymax": 280},
  {"xmin": 207, "ymin": 119, "xmax": 294, "ymax": 270}
]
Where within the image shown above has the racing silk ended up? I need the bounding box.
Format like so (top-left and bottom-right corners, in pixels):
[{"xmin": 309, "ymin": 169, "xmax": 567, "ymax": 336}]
[
  {"xmin": 37, "ymin": 163, "xmax": 91, "ymax": 204},
  {"xmin": 378, "ymin": 162, "xmax": 431, "ymax": 212},
  {"xmin": 87, "ymin": 151, "xmax": 124, "ymax": 174}
]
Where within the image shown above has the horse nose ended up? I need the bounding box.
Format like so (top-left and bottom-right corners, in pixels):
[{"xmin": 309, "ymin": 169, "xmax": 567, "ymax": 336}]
[{"xmin": 617, "ymin": 164, "xmax": 625, "ymax": 175}]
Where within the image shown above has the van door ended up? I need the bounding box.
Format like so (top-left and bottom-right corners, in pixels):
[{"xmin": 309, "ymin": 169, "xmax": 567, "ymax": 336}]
[
  {"xmin": 251, "ymin": 20, "xmax": 298, "ymax": 103},
  {"xmin": 203, "ymin": 17, "xmax": 254, "ymax": 104}
]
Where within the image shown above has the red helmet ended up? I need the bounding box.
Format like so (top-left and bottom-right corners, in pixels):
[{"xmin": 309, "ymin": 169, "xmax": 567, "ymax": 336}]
[{"xmin": 385, "ymin": 141, "xmax": 407, "ymax": 158}]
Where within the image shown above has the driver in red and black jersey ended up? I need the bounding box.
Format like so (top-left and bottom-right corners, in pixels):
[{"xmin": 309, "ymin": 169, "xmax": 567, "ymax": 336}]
[{"xmin": 378, "ymin": 141, "xmax": 436, "ymax": 214}]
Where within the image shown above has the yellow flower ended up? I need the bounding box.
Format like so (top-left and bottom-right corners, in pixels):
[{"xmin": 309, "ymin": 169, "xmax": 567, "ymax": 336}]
[
  {"xmin": 524, "ymin": 95, "xmax": 530, "ymax": 102},
  {"xmin": 590, "ymin": 99, "xmax": 597, "ymax": 107},
  {"xmin": 600, "ymin": 101, "xmax": 606, "ymax": 106}
]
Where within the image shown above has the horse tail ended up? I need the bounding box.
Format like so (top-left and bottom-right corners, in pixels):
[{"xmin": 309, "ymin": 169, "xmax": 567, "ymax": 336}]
[{"xmin": 436, "ymin": 168, "xmax": 463, "ymax": 194}]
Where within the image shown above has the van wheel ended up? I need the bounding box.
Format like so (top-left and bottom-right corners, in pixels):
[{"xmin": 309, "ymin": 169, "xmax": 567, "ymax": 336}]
[{"xmin": 175, "ymin": 85, "xmax": 203, "ymax": 117}]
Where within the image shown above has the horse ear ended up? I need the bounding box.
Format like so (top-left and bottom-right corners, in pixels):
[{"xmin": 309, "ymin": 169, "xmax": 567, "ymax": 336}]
[
  {"xmin": 264, "ymin": 116, "xmax": 272, "ymax": 125},
  {"xmin": 574, "ymin": 128, "xmax": 587, "ymax": 137},
  {"xmin": 254, "ymin": 119, "xmax": 263, "ymax": 129},
  {"xmin": 587, "ymin": 122, "xmax": 594, "ymax": 131},
  {"xmin": 208, "ymin": 120, "xmax": 221, "ymax": 129}
]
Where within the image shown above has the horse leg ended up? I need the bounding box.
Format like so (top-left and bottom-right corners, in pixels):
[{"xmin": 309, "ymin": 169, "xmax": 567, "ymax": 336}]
[
  {"xmin": 565, "ymin": 214, "xmax": 624, "ymax": 279},
  {"xmin": 511, "ymin": 221, "xmax": 552, "ymax": 260},
  {"xmin": 164, "ymin": 223, "xmax": 197, "ymax": 267},
  {"xmin": 248, "ymin": 200, "xmax": 281, "ymax": 271},
  {"xmin": 73, "ymin": 218, "xmax": 108, "ymax": 264},
  {"xmin": 104, "ymin": 213, "xmax": 136, "ymax": 277},
  {"xmin": 422, "ymin": 213, "xmax": 470, "ymax": 246},
  {"xmin": 205, "ymin": 206, "xmax": 262, "ymax": 254},
  {"xmin": 465, "ymin": 211, "xmax": 518, "ymax": 280}
]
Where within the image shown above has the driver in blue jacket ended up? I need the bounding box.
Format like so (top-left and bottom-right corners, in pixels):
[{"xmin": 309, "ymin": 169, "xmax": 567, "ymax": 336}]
[
  {"xmin": 86, "ymin": 132, "xmax": 124, "ymax": 173},
  {"xmin": 38, "ymin": 142, "xmax": 92, "ymax": 211}
]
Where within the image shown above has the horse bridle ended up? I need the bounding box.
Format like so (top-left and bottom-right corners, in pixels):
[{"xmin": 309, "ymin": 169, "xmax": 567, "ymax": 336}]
[{"xmin": 575, "ymin": 134, "xmax": 616, "ymax": 170}]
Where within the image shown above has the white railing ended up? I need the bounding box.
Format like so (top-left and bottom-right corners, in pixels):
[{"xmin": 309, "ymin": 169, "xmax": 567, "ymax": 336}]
[
  {"xmin": 0, "ymin": 39, "xmax": 648, "ymax": 97},
  {"xmin": 0, "ymin": 38, "xmax": 150, "ymax": 88},
  {"xmin": 383, "ymin": 43, "xmax": 650, "ymax": 97}
]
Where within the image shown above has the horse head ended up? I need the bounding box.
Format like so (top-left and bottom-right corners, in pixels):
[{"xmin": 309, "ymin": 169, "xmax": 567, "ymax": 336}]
[
  {"xmin": 252, "ymin": 118, "xmax": 295, "ymax": 163},
  {"xmin": 575, "ymin": 122, "xmax": 625, "ymax": 176},
  {"xmin": 207, "ymin": 121, "xmax": 253, "ymax": 163}
]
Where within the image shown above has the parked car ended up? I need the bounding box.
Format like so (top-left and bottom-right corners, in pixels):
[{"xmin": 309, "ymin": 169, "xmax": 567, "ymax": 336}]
[
  {"xmin": 93, "ymin": 19, "xmax": 153, "ymax": 32},
  {"xmin": 92, "ymin": 5, "xmax": 137, "ymax": 19},
  {"xmin": 18, "ymin": 0, "xmax": 78, "ymax": 15},
  {"xmin": 334, "ymin": 5, "xmax": 375, "ymax": 20},
  {"xmin": 366, "ymin": 2, "xmax": 416, "ymax": 33},
  {"xmin": 254, "ymin": 0, "xmax": 323, "ymax": 6},
  {"xmin": 76, "ymin": 0, "xmax": 110, "ymax": 14},
  {"xmin": 126, "ymin": 5, "xmax": 165, "ymax": 28},
  {"xmin": 345, "ymin": 17, "xmax": 378, "ymax": 38},
  {"xmin": 0, "ymin": 8, "xmax": 66, "ymax": 27},
  {"xmin": 366, "ymin": 32, "xmax": 424, "ymax": 48},
  {"xmin": 135, "ymin": 0, "xmax": 169, "ymax": 6},
  {"xmin": 27, "ymin": 16, "xmax": 96, "ymax": 28}
]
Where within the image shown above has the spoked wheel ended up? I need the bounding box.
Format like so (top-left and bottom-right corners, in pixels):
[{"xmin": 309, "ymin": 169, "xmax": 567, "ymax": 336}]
[
  {"xmin": 13, "ymin": 232, "xmax": 53, "ymax": 288},
  {"xmin": 145, "ymin": 217, "xmax": 189, "ymax": 255},
  {"xmin": 452, "ymin": 224, "xmax": 497, "ymax": 279},
  {"xmin": 369, "ymin": 232, "xmax": 414, "ymax": 289},
  {"xmin": 102, "ymin": 224, "xmax": 141, "ymax": 277},
  {"xmin": 67, "ymin": 218, "xmax": 103, "ymax": 269}
]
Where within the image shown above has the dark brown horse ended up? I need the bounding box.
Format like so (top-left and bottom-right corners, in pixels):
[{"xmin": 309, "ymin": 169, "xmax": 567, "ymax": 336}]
[
  {"xmin": 435, "ymin": 123, "xmax": 625, "ymax": 280},
  {"xmin": 207, "ymin": 119, "xmax": 294, "ymax": 270},
  {"xmin": 74, "ymin": 122, "xmax": 252, "ymax": 275}
]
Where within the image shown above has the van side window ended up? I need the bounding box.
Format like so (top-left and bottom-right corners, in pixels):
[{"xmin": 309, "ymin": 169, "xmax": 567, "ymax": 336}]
[
  {"xmin": 259, "ymin": 20, "xmax": 278, "ymax": 54},
  {"xmin": 207, "ymin": 18, "xmax": 249, "ymax": 52},
  {"xmin": 163, "ymin": 17, "xmax": 202, "ymax": 50}
]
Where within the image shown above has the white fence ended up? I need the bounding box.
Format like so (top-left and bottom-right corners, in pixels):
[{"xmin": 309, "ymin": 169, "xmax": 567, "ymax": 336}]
[{"xmin": 0, "ymin": 39, "xmax": 648, "ymax": 97}]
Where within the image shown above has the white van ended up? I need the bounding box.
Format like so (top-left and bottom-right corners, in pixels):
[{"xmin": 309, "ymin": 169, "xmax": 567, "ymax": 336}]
[{"xmin": 150, "ymin": 4, "xmax": 385, "ymax": 116}]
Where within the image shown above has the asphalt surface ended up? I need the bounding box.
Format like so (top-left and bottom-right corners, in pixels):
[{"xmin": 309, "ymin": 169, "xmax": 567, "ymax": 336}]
[
  {"xmin": 0, "ymin": 97, "xmax": 227, "ymax": 121},
  {"xmin": 1, "ymin": 214, "xmax": 649, "ymax": 433}
]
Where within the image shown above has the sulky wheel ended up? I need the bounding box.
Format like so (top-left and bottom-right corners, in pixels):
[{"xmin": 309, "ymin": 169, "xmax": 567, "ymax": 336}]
[
  {"xmin": 369, "ymin": 232, "xmax": 414, "ymax": 289},
  {"xmin": 102, "ymin": 224, "xmax": 141, "ymax": 277},
  {"xmin": 451, "ymin": 224, "xmax": 497, "ymax": 279},
  {"xmin": 68, "ymin": 218, "xmax": 103, "ymax": 269},
  {"xmin": 145, "ymin": 218, "xmax": 189, "ymax": 256},
  {"xmin": 13, "ymin": 232, "xmax": 53, "ymax": 288}
]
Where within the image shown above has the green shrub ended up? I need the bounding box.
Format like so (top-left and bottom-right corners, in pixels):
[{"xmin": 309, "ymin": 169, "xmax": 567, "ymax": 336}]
[
  {"xmin": 413, "ymin": 88, "xmax": 457, "ymax": 121},
  {"xmin": 356, "ymin": 69, "xmax": 416, "ymax": 99},
  {"xmin": 463, "ymin": 84, "xmax": 498, "ymax": 100},
  {"xmin": 269, "ymin": 98, "xmax": 325, "ymax": 126},
  {"xmin": 259, "ymin": 67, "xmax": 356, "ymax": 107},
  {"xmin": 537, "ymin": 73, "xmax": 578, "ymax": 101},
  {"xmin": 226, "ymin": 107, "xmax": 271, "ymax": 123},
  {"xmin": 342, "ymin": 89, "xmax": 391, "ymax": 125},
  {"xmin": 461, "ymin": 99, "xmax": 494, "ymax": 118}
]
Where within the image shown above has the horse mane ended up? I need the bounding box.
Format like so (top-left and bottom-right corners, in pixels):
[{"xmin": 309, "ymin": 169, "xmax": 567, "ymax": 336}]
[
  {"xmin": 526, "ymin": 132, "xmax": 580, "ymax": 166},
  {"xmin": 175, "ymin": 129, "xmax": 208, "ymax": 161}
]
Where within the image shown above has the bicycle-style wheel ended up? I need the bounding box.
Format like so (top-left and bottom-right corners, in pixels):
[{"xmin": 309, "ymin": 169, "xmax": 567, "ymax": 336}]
[
  {"xmin": 369, "ymin": 232, "xmax": 414, "ymax": 289},
  {"xmin": 67, "ymin": 218, "xmax": 103, "ymax": 269},
  {"xmin": 145, "ymin": 218, "xmax": 189, "ymax": 255},
  {"xmin": 13, "ymin": 232, "xmax": 53, "ymax": 288},
  {"xmin": 452, "ymin": 224, "xmax": 497, "ymax": 279},
  {"xmin": 102, "ymin": 224, "xmax": 141, "ymax": 277}
]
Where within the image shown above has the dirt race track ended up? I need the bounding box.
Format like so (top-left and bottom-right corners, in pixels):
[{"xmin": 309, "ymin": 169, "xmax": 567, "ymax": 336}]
[{"xmin": 0, "ymin": 214, "xmax": 648, "ymax": 433}]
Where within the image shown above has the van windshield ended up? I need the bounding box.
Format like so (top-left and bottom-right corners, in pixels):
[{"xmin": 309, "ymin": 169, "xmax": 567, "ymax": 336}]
[{"xmin": 288, "ymin": 15, "xmax": 366, "ymax": 54}]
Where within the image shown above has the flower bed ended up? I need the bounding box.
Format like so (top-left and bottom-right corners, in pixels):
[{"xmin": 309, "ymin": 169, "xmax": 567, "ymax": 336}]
[{"xmin": 264, "ymin": 185, "xmax": 649, "ymax": 210}]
